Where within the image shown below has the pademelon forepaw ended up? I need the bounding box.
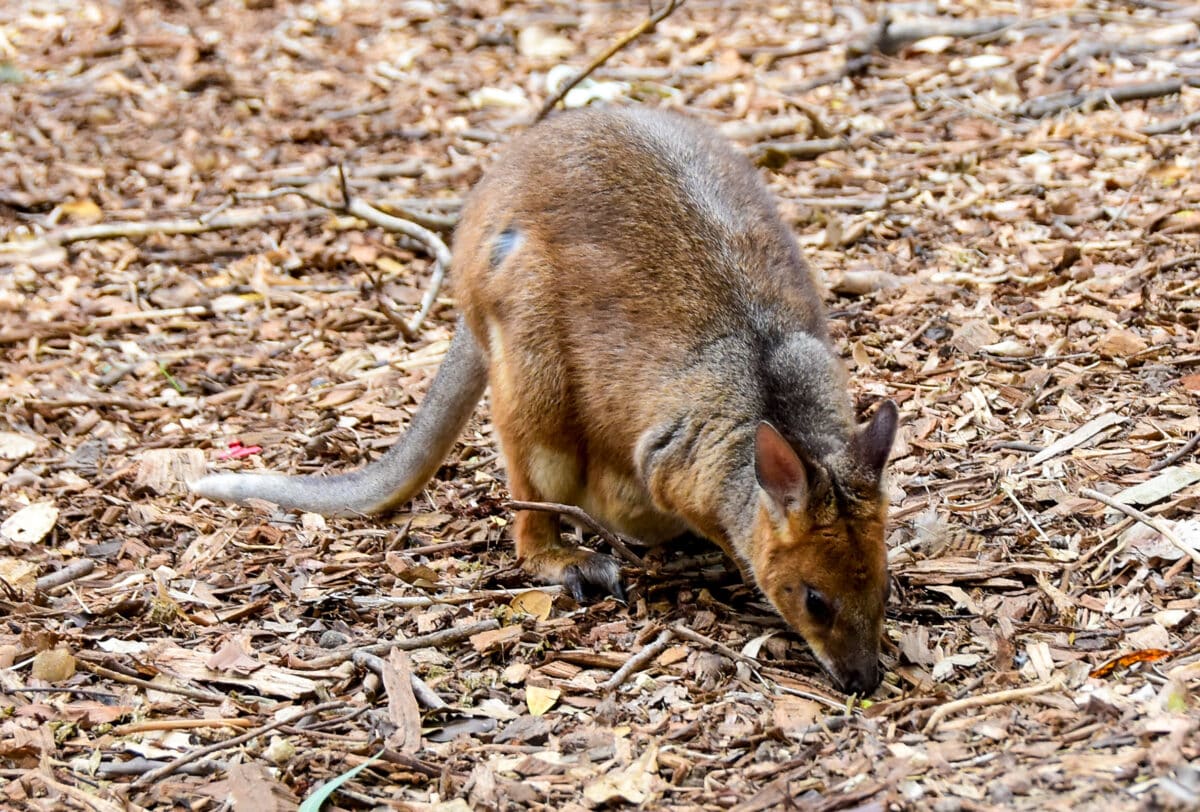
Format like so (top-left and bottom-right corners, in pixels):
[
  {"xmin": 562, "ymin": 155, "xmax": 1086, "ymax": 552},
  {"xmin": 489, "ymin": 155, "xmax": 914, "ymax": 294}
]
[{"xmin": 524, "ymin": 547, "xmax": 625, "ymax": 603}]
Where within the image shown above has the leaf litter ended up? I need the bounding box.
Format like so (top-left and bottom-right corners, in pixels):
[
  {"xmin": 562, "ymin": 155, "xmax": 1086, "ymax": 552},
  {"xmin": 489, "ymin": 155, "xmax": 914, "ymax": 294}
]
[{"xmin": 1, "ymin": 0, "xmax": 1199, "ymax": 809}]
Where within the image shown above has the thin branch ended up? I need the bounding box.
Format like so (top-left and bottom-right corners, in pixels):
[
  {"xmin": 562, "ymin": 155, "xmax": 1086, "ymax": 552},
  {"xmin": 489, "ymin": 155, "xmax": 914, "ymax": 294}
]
[
  {"xmin": 295, "ymin": 617, "xmax": 502, "ymax": 670},
  {"xmin": 130, "ymin": 700, "xmax": 347, "ymax": 788},
  {"xmin": 35, "ymin": 559, "xmax": 95, "ymax": 592},
  {"xmin": 536, "ymin": 0, "xmax": 684, "ymax": 121},
  {"xmin": 0, "ymin": 208, "xmax": 326, "ymax": 251},
  {"xmin": 77, "ymin": 658, "xmax": 228, "ymax": 703},
  {"xmin": 1018, "ymin": 78, "xmax": 1198, "ymax": 119},
  {"xmin": 271, "ymin": 186, "xmax": 452, "ymax": 337},
  {"xmin": 1142, "ymin": 111, "xmax": 1200, "ymax": 136},
  {"xmin": 1080, "ymin": 487, "xmax": 1200, "ymax": 566},
  {"xmin": 858, "ymin": 15, "xmax": 1018, "ymax": 56},
  {"xmin": 1148, "ymin": 432, "xmax": 1200, "ymax": 472},
  {"xmin": 749, "ymin": 137, "xmax": 851, "ymax": 167},
  {"xmin": 600, "ymin": 629, "xmax": 675, "ymax": 692},
  {"xmin": 507, "ymin": 500, "xmax": 645, "ymax": 567},
  {"xmin": 351, "ymin": 650, "xmax": 448, "ymax": 709},
  {"xmin": 923, "ymin": 678, "xmax": 1063, "ymax": 734}
]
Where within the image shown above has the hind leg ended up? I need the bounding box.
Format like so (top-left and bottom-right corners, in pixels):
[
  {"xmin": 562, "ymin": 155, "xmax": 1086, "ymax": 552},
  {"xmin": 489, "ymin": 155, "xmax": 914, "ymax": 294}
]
[{"xmin": 505, "ymin": 446, "xmax": 625, "ymax": 602}]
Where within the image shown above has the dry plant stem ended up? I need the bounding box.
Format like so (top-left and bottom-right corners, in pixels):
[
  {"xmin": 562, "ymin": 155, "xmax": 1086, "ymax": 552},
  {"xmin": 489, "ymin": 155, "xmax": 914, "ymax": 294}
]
[
  {"xmin": 1080, "ymin": 487, "xmax": 1200, "ymax": 565},
  {"xmin": 113, "ymin": 718, "xmax": 253, "ymax": 735},
  {"xmin": 94, "ymin": 757, "xmax": 219, "ymax": 778},
  {"xmin": 351, "ymin": 650, "xmax": 447, "ymax": 709},
  {"xmin": 749, "ymin": 137, "xmax": 850, "ymax": 163},
  {"xmin": 79, "ymin": 660, "xmax": 227, "ymax": 703},
  {"xmin": 923, "ymin": 678, "xmax": 1062, "ymax": 734},
  {"xmin": 265, "ymin": 186, "xmax": 451, "ymax": 336},
  {"xmin": 1149, "ymin": 431, "xmax": 1200, "ymax": 471},
  {"xmin": 35, "ymin": 559, "xmax": 95, "ymax": 592},
  {"xmin": 866, "ymin": 16, "xmax": 1016, "ymax": 54},
  {"xmin": 35, "ymin": 760, "xmax": 125, "ymax": 812},
  {"xmin": 1142, "ymin": 111, "xmax": 1200, "ymax": 136},
  {"xmin": 0, "ymin": 208, "xmax": 327, "ymax": 250},
  {"xmin": 601, "ymin": 629, "xmax": 674, "ymax": 692},
  {"xmin": 536, "ymin": 0, "xmax": 683, "ymax": 121},
  {"xmin": 507, "ymin": 500, "xmax": 645, "ymax": 566},
  {"xmin": 1018, "ymin": 78, "xmax": 1199, "ymax": 118},
  {"xmin": 299, "ymin": 618, "xmax": 502, "ymax": 669},
  {"xmin": 666, "ymin": 623, "xmax": 839, "ymax": 705},
  {"xmin": 670, "ymin": 624, "xmax": 748, "ymax": 664},
  {"xmin": 130, "ymin": 700, "xmax": 347, "ymax": 789}
]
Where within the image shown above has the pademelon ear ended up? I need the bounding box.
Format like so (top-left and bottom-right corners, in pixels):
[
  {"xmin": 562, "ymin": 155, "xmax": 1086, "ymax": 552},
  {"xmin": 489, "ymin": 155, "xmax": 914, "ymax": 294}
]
[
  {"xmin": 755, "ymin": 421, "xmax": 809, "ymax": 512},
  {"xmin": 852, "ymin": 400, "xmax": 899, "ymax": 482}
]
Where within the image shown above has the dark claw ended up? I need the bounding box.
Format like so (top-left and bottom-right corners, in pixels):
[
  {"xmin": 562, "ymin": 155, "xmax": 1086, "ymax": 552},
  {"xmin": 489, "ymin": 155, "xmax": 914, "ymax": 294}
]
[
  {"xmin": 564, "ymin": 553, "xmax": 625, "ymax": 603},
  {"xmin": 563, "ymin": 566, "xmax": 587, "ymax": 602}
]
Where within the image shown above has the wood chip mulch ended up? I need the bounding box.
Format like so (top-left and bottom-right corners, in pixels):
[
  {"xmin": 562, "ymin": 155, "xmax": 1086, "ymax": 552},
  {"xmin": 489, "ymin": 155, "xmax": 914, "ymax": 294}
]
[{"xmin": 1, "ymin": 1, "xmax": 1198, "ymax": 809}]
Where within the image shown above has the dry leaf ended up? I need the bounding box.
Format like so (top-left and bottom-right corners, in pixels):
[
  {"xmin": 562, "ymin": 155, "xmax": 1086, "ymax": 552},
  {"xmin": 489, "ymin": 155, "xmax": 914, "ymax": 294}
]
[
  {"xmin": 525, "ymin": 685, "xmax": 560, "ymax": 717},
  {"xmin": 583, "ymin": 742, "xmax": 659, "ymax": 805},
  {"xmin": 510, "ymin": 589, "xmax": 554, "ymax": 621},
  {"xmin": 382, "ymin": 649, "xmax": 423, "ymax": 753},
  {"xmin": 0, "ymin": 502, "xmax": 58, "ymax": 544},
  {"xmin": 1096, "ymin": 329, "xmax": 1148, "ymax": 359},
  {"xmin": 0, "ymin": 432, "xmax": 40, "ymax": 461},
  {"xmin": 0, "ymin": 558, "xmax": 37, "ymax": 597},
  {"xmin": 32, "ymin": 649, "xmax": 76, "ymax": 682}
]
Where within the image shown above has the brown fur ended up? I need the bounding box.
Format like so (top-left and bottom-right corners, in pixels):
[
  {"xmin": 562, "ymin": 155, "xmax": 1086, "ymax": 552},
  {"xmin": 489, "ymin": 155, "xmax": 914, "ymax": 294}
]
[{"xmin": 192, "ymin": 107, "xmax": 898, "ymax": 694}]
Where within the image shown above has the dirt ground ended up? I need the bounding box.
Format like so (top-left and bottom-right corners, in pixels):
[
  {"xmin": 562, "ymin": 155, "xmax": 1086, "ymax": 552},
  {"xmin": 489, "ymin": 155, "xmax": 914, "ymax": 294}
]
[{"xmin": 2, "ymin": 0, "xmax": 1199, "ymax": 809}]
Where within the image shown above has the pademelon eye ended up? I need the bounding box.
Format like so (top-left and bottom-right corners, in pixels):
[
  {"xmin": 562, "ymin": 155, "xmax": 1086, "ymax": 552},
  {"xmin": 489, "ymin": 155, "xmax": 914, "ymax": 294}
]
[{"xmin": 805, "ymin": 586, "xmax": 834, "ymax": 626}]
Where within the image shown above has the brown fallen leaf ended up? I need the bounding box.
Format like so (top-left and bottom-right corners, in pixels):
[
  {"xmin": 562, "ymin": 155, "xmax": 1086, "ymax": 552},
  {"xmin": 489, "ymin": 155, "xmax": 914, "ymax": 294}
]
[
  {"xmin": 382, "ymin": 649, "xmax": 422, "ymax": 753},
  {"xmin": 32, "ymin": 649, "xmax": 76, "ymax": 682},
  {"xmin": 470, "ymin": 624, "xmax": 522, "ymax": 654}
]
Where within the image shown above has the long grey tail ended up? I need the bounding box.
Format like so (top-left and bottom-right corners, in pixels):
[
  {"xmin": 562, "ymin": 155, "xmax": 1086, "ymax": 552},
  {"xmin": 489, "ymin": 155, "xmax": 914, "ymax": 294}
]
[{"xmin": 190, "ymin": 319, "xmax": 487, "ymax": 516}]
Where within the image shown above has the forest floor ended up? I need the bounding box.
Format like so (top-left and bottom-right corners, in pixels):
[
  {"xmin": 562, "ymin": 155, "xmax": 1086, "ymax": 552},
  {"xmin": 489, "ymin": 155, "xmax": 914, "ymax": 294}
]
[{"xmin": 2, "ymin": 0, "xmax": 1199, "ymax": 809}]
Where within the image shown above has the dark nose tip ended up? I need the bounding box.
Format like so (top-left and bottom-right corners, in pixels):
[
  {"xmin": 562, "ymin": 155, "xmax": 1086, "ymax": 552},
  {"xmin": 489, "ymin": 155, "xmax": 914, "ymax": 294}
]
[{"xmin": 839, "ymin": 663, "xmax": 880, "ymax": 696}]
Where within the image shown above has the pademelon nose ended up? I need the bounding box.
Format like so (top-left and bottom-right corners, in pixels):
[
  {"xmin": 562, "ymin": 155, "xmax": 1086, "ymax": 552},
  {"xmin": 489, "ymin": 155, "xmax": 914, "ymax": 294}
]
[{"xmin": 839, "ymin": 661, "xmax": 881, "ymax": 696}]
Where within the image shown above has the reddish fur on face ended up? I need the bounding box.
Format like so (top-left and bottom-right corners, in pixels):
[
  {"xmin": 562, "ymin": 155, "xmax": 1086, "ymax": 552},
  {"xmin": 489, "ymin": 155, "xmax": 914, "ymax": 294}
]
[{"xmin": 751, "ymin": 497, "xmax": 890, "ymax": 694}]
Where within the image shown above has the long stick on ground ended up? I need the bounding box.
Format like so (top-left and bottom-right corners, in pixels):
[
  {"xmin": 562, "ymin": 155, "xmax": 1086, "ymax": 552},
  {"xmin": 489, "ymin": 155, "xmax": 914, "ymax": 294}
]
[
  {"xmin": 130, "ymin": 700, "xmax": 347, "ymax": 788},
  {"xmin": 247, "ymin": 184, "xmax": 452, "ymax": 338},
  {"xmin": 0, "ymin": 208, "xmax": 326, "ymax": 251},
  {"xmin": 601, "ymin": 629, "xmax": 675, "ymax": 692},
  {"xmin": 536, "ymin": 0, "xmax": 684, "ymax": 121},
  {"xmin": 296, "ymin": 617, "xmax": 502, "ymax": 670},
  {"xmin": 507, "ymin": 500, "xmax": 645, "ymax": 567},
  {"xmin": 1080, "ymin": 487, "xmax": 1200, "ymax": 566},
  {"xmin": 923, "ymin": 678, "xmax": 1062, "ymax": 734},
  {"xmin": 1018, "ymin": 78, "xmax": 1199, "ymax": 119}
]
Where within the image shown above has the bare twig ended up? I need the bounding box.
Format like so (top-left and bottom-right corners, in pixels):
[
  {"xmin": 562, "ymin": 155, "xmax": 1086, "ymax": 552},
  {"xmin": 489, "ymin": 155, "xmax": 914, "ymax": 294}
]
[
  {"xmin": 34, "ymin": 760, "xmax": 126, "ymax": 812},
  {"xmin": 1142, "ymin": 111, "xmax": 1200, "ymax": 136},
  {"xmin": 113, "ymin": 718, "xmax": 253, "ymax": 735},
  {"xmin": 1149, "ymin": 432, "xmax": 1200, "ymax": 472},
  {"xmin": 923, "ymin": 678, "xmax": 1063, "ymax": 734},
  {"xmin": 35, "ymin": 559, "xmax": 95, "ymax": 592},
  {"xmin": 352, "ymin": 650, "xmax": 447, "ymax": 709},
  {"xmin": 295, "ymin": 617, "xmax": 502, "ymax": 669},
  {"xmin": 78, "ymin": 659, "xmax": 228, "ymax": 703},
  {"xmin": 130, "ymin": 700, "xmax": 347, "ymax": 788},
  {"xmin": 1018, "ymin": 78, "xmax": 1198, "ymax": 119},
  {"xmin": 1080, "ymin": 487, "xmax": 1200, "ymax": 566},
  {"xmin": 749, "ymin": 137, "xmax": 851, "ymax": 166},
  {"xmin": 269, "ymin": 186, "xmax": 452, "ymax": 337},
  {"xmin": 93, "ymin": 757, "xmax": 220, "ymax": 778},
  {"xmin": 601, "ymin": 629, "xmax": 675, "ymax": 692},
  {"xmin": 536, "ymin": 0, "xmax": 684, "ymax": 121},
  {"xmin": 0, "ymin": 207, "xmax": 326, "ymax": 251},
  {"xmin": 507, "ymin": 500, "xmax": 645, "ymax": 567},
  {"xmin": 860, "ymin": 16, "xmax": 1018, "ymax": 56}
]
